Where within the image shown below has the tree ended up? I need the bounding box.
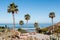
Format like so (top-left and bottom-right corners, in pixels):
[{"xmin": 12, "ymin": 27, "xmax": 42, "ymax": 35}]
[
  {"xmin": 19, "ymin": 20, "xmax": 24, "ymax": 28},
  {"xmin": 34, "ymin": 22, "xmax": 39, "ymax": 28},
  {"xmin": 24, "ymin": 14, "xmax": 30, "ymax": 25},
  {"xmin": 34, "ymin": 22, "xmax": 40, "ymax": 33},
  {"xmin": 7, "ymin": 3, "xmax": 18, "ymax": 30},
  {"xmin": 49, "ymin": 12, "xmax": 55, "ymax": 31}
]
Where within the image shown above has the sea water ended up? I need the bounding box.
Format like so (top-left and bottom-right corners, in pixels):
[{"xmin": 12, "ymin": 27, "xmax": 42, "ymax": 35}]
[{"xmin": 0, "ymin": 23, "xmax": 51, "ymax": 32}]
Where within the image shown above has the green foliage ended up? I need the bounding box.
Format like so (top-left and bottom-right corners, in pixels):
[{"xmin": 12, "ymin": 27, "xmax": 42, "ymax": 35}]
[
  {"xmin": 19, "ymin": 20, "xmax": 24, "ymax": 25},
  {"xmin": 34, "ymin": 22, "xmax": 39, "ymax": 28},
  {"xmin": 41, "ymin": 28, "xmax": 48, "ymax": 32},
  {"xmin": 0, "ymin": 26, "xmax": 5, "ymax": 32},
  {"xmin": 34, "ymin": 22, "xmax": 42, "ymax": 33},
  {"xmin": 18, "ymin": 28, "xmax": 27, "ymax": 33},
  {"xmin": 35, "ymin": 27, "xmax": 48, "ymax": 33},
  {"xmin": 24, "ymin": 14, "xmax": 30, "ymax": 20},
  {"xmin": 49, "ymin": 12, "xmax": 55, "ymax": 18},
  {"xmin": 0, "ymin": 26, "xmax": 5, "ymax": 29},
  {"xmin": 8, "ymin": 3, "xmax": 18, "ymax": 14},
  {"xmin": 42, "ymin": 28, "xmax": 48, "ymax": 31},
  {"xmin": 35, "ymin": 28, "xmax": 42, "ymax": 33}
]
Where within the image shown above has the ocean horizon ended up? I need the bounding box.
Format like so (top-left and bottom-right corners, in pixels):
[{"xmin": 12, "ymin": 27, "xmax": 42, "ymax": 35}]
[
  {"xmin": 0, "ymin": 23, "xmax": 52, "ymax": 28},
  {"xmin": 0, "ymin": 23, "xmax": 52, "ymax": 32}
]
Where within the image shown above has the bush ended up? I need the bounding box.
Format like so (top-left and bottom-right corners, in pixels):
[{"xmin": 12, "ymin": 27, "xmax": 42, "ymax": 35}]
[
  {"xmin": 18, "ymin": 28, "xmax": 27, "ymax": 33},
  {"xmin": 41, "ymin": 28, "xmax": 48, "ymax": 32},
  {"xmin": 35, "ymin": 28, "xmax": 42, "ymax": 33}
]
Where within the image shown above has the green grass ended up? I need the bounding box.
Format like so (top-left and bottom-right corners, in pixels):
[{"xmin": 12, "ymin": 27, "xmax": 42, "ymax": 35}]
[
  {"xmin": 18, "ymin": 28, "xmax": 27, "ymax": 33},
  {"xmin": 0, "ymin": 26, "xmax": 5, "ymax": 31},
  {"xmin": 41, "ymin": 28, "xmax": 48, "ymax": 32}
]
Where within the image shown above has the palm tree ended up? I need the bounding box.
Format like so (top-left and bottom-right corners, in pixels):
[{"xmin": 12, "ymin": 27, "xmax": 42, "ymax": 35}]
[
  {"xmin": 7, "ymin": 3, "xmax": 18, "ymax": 30},
  {"xmin": 49, "ymin": 12, "xmax": 55, "ymax": 31},
  {"xmin": 34, "ymin": 22, "xmax": 39, "ymax": 28},
  {"xmin": 19, "ymin": 20, "xmax": 24, "ymax": 28},
  {"xmin": 34, "ymin": 22, "xmax": 40, "ymax": 33},
  {"xmin": 24, "ymin": 14, "xmax": 30, "ymax": 25}
]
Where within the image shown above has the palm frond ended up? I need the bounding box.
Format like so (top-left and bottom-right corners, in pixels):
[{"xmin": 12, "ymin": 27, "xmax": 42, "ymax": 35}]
[
  {"xmin": 7, "ymin": 3, "xmax": 18, "ymax": 14},
  {"xmin": 7, "ymin": 9, "xmax": 11, "ymax": 13},
  {"xmin": 24, "ymin": 14, "xmax": 30, "ymax": 20},
  {"xmin": 49, "ymin": 12, "xmax": 55, "ymax": 18},
  {"xmin": 19, "ymin": 20, "xmax": 24, "ymax": 25}
]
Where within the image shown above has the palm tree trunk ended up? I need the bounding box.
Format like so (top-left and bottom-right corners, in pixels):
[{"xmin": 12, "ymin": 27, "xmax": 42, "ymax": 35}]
[
  {"xmin": 26, "ymin": 20, "xmax": 28, "ymax": 27},
  {"xmin": 12, "ymin": 14, "xmax": 15, "ymax": 30},
  {"xmin": 20, "ymin": 25, "xmax": 22, "ymax": 28},
  {"xmin": 52, "ymin": 18, "xmax": 54, "ymax": 31},
  {"xmin": 27, "ymin": 20, "xmax": 28, "ymax": 24}
]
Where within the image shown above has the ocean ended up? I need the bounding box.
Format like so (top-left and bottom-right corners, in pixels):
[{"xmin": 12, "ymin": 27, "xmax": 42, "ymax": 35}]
[{"xmin": 0, "ymin": 23, "xmax": 51, "ymax": 32}]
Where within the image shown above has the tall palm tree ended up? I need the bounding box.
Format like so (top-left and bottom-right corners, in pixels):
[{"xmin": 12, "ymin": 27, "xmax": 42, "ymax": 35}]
[
  {"xmin": 19, "ymin": 20, "xmax": 24, "ymax": 28},
  {"xmin": 24, "ymin": 14, "xmax": 30, "ymax": 25},
  {"xmin": 49, "ymin": 12, "xmax": 55, "ymax": 31},
  {"xmin": 7, "ymin": 3, "xmax": 18, "ymax": 30}
]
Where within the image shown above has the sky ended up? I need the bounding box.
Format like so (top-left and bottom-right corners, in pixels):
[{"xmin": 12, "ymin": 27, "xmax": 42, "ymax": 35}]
[{"xmin": 0, "ymin": 0, "xmax": 60, "ymax": 24}]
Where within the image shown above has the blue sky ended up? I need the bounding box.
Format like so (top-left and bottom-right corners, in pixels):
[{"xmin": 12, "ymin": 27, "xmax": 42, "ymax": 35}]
[{"xmin": 0, "ymin": 0, "xmax": 60, "ymax": 24}]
